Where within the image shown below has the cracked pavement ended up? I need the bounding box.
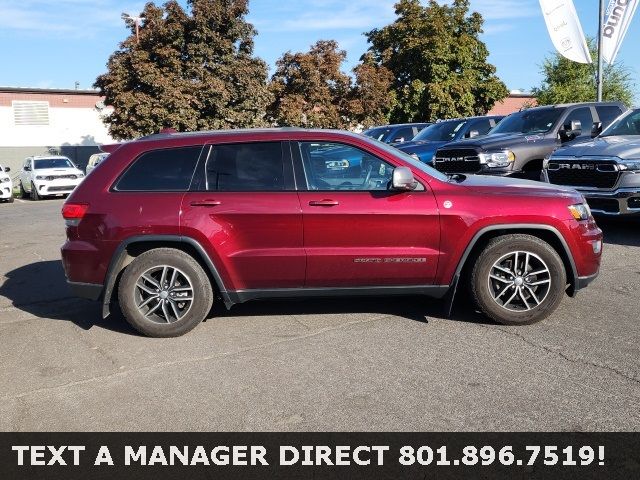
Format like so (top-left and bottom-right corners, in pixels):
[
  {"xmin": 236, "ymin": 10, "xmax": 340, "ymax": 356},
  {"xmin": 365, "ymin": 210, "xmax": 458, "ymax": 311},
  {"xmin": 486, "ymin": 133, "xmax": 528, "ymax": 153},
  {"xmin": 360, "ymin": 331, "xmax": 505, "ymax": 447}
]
[{"xmin": 0, "ymin": 199, "xmax": 639, "ymax": 431}]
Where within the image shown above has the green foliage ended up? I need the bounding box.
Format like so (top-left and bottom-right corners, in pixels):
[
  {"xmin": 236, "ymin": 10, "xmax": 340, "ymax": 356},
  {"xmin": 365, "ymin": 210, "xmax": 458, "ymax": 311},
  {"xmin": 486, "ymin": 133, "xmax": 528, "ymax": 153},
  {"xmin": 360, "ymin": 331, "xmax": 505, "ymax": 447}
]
[
  {"xmin": 532, "ymin": 38, "xmax": 635, "ymax": 106},
  {"xmin": 267, "ymin": 41, "xmax": 395, "ymax": 129},
  {"xmin": 95, "ymin": 0, "xmax": 271, "ymax": 140},
  {"xmin": 365, "ymin": 0, "xmax": 508, "ymax": 123}
]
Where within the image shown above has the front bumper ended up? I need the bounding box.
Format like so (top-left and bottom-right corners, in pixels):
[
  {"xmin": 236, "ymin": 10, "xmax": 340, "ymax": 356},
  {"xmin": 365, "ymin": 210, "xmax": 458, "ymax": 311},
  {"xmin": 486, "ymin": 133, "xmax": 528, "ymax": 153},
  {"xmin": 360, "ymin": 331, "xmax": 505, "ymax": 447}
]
[
  {"xmin": 34, "ymin": 178, "xmax": 82, "ymax": 196},
  {"xmin": 0, "ymin": 184, "xmax": 12, "ymax": 199},
  {"xmin": 580, "ymin": 188, "xmax": 640, "ymax": 216}
]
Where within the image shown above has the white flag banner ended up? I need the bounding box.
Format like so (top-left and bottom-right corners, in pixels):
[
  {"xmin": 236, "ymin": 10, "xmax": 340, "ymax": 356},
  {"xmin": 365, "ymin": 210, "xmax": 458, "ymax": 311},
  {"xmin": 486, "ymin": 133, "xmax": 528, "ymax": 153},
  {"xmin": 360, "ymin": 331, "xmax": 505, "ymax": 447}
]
[
  {"xmin": 602, "ymin": 0, "xmax": 639, "ymax": 64},
  {"xmin": 539, "ymin": 0, "xmax": 592, "ymax": 64}
]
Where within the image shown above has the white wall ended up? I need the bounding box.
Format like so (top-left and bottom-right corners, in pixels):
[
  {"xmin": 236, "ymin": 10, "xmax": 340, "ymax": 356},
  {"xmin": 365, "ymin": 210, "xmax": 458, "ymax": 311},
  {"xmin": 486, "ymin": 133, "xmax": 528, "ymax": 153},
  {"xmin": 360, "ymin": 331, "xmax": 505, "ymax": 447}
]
[{"xmin": 0, "ymin": 106, "xmax": 114, "ymax": 147}]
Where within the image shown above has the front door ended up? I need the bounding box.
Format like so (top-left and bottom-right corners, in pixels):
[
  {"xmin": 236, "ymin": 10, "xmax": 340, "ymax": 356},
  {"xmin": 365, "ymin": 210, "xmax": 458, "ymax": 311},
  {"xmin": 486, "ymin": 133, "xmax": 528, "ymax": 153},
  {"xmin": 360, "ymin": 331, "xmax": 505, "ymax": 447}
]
[
  {"xmin": 294, "ymin": 140, "xmax": 441, "ymax": 287},
  {"xmin": 180, "ymin": 141, "xmax": 305, "ymax": 291}
]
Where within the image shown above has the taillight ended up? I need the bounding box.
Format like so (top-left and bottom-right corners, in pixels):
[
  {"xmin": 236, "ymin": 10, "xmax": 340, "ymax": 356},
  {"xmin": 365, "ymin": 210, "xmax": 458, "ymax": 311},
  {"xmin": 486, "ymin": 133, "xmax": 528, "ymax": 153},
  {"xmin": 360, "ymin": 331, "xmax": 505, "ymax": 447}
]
[{"xmin": 62, "ymin": 203, "xmax": 89, "ymax": 226}]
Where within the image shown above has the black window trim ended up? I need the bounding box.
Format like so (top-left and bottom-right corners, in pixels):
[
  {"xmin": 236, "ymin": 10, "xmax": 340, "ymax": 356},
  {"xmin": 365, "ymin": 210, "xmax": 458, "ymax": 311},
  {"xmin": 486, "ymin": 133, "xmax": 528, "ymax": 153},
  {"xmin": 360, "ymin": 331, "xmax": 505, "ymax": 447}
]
[
  {"xmin": 188, "ymin": 140, "xmax": 296, "ymax": 193},
  {"xmin": 291, "ymin": 140, "xmax": 425, "ymax": 193},
  {"xmin": 111, "ymin": 145, "xmax": 206, "ymax": 193}
]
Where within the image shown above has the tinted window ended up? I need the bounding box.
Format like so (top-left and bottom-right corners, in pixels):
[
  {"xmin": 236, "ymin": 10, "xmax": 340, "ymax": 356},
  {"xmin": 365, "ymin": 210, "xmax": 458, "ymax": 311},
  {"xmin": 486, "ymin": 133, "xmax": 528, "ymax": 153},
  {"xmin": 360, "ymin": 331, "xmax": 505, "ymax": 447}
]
[
  {"xmin": 116, "ymin": 146, "xmax": 201, "ymax": 191},
  {"xmin": 34, "ymin": 158, "xmax": 74, "ymax": 169},
  {"xmin": 363, "ymin": 127, "xmax": 393, "ymax": 142},
  {"xmin": 491, "ymin": 108, "xmax": 564, "ymax": 134},
  {"xmin": 298, "ymin": 142, "xmax": 396, "ymax": 191},
  {"xmin": 467, "ymin": 118, "xmax": 493, "ymax": 136},
  {"xmin": 565, "ymin": 107, "xmax": 593, "ymax": 136},
  {"xmin": 413, "ymin": 120, "xmax": 467, "ymax": 142},
  {"xmin": 391, "ymin": 127, "xmax": 414, "ymax": 143},
  {"xmin": 206, "ymin": 142, "xmax": 284, "ymax": 191},
  {"xmin": 596, "ymin": 105, "xmax": 623, "ymax": 127}
]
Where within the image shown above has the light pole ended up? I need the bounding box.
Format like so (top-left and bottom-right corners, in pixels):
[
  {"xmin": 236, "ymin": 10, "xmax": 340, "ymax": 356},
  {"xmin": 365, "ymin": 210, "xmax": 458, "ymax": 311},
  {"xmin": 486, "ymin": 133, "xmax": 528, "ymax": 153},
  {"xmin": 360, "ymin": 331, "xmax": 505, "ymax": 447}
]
[
  {"xmin": 122, "ymin": 13, "xmax": 142, "ymax": 43},
  {"xmin": 596, "ymin": 0, "xmax": 604, "ymax": 101}
]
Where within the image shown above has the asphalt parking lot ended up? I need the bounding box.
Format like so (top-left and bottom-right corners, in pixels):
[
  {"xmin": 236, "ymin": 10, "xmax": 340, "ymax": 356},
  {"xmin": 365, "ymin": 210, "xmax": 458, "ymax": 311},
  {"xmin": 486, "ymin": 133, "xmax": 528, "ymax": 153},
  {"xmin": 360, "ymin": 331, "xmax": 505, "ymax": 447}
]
[{"xmin": 0, "ymin": 198, "xmax": 639, "ymax": 431}]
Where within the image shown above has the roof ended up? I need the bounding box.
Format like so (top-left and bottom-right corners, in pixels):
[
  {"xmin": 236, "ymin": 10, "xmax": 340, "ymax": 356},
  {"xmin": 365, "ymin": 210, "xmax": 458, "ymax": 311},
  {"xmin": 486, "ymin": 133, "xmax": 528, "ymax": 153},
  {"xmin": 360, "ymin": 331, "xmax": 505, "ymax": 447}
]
[
  {"xmin": 364, "ymin": 123, "xmax": 431, "ymax": 130},
  {"xmin": 0, "ymin": 86, "xmax": 101, "ymax": 96}
]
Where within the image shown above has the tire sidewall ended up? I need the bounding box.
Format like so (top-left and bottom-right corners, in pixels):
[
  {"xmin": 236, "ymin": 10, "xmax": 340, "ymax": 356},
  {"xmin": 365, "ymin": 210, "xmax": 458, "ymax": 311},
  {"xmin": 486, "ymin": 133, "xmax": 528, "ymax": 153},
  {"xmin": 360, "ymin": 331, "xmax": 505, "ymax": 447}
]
[
  {"xmin": 118, "ymin": 249, "xmax": 213, "ymax": 337},
  {"xmin": 472, "ymin": 236, "xmax": 566, "ymax": 325}
]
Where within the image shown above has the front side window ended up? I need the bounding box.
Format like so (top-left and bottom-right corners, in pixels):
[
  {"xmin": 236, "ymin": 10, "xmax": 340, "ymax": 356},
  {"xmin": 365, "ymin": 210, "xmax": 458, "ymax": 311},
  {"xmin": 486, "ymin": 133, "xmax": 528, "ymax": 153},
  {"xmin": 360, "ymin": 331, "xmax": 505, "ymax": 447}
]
[
  {"xmin": 205, "ymin": 142, "xmax": 284, "ymax": 191},
  {"xmin": 34, "ymin": 158, "xmax": 74, "ymax": 169},
  {"xmin": 564, "ymin": 107, "xmax": 593, "ymax": 136},
  {"xmin": 298, "ymin": 142, "xmax": 396, "ymax": 191},
  {"xmin": 596, "ymin": 105, "xmax": 624, "ymax": 127},
  {"xmin": 116, "ymin": 146, "xmax": 202, "ymax": 191}
]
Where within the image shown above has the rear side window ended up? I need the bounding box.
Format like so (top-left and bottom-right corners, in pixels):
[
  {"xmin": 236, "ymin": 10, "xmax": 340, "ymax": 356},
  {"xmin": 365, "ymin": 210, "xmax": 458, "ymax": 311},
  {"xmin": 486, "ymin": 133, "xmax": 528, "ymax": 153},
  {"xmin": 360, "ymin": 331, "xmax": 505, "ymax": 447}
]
[
  {"xmin": 596, "ymin": 105, "xmax": 623, "ymax": 127},
  {"xmin": 115, "ymin": 146, "xmax": 201, "ymax": 191},
  {"xmin": 205, "ymin": 142, "xmax": 284, "ymax": 191}
]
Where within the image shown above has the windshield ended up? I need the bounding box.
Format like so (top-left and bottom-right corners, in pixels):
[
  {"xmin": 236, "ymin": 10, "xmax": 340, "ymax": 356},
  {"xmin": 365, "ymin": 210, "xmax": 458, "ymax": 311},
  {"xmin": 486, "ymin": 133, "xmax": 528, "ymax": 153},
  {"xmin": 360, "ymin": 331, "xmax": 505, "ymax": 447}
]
[
  {"xmin": 366, "ymin": 137, "xmax": 449, "ymax": 182},
  {"xmin": 600, "ymin": 108, "xmax": 640, "ymax": 136},
  {"xmin": 413, "ymin": 120, "xmax": 467, "ymax": 142},
  {"xmin": 363, "ymin": 127, "xmax": 392, "ymax": 142},
  {"xmin": 490, "ymin": 108, "xmax": 563, "ymax": 135},
  {"xmin": 34, "ymin": 158, "xmax": 75, "ymax": 169}
]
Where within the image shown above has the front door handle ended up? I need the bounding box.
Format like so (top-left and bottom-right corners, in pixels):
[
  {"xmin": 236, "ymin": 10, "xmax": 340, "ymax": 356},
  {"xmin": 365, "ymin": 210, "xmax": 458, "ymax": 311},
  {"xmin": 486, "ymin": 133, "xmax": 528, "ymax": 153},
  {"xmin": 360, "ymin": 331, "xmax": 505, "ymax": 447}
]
[
  {"xmin": 309, "ymin": 199, "xmax": 339, "ymax": 207},
  {"xmin": 190, "ymin": 200, "xmax": 222, "ymax": 207}
]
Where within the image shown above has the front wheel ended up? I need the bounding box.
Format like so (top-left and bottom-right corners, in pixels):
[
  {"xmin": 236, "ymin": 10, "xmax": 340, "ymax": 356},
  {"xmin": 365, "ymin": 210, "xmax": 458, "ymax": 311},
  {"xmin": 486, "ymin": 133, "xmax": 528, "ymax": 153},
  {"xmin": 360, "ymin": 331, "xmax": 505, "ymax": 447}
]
[
  {"xmin": 118, "ymin": 248, "xmax": 213, "ymax": 337},
  {"xmin": 470, "ymin": 234, "xmax": 566, "ymax": 325},
  {"xmin": 31, "ymin": 182, "xmax": 40, "ymax": 201}
]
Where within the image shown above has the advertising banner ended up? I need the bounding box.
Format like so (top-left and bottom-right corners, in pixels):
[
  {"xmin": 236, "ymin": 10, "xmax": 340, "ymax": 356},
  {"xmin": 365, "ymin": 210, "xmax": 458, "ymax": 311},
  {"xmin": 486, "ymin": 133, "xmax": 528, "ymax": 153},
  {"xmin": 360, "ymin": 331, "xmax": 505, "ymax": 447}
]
[
  {"xmin": 602, "ymin": 0, "xmax": 639, "ymax": 64},
  {"xmin": 539, "ymin": 0, "xmax": 592, "ymax": 63}
]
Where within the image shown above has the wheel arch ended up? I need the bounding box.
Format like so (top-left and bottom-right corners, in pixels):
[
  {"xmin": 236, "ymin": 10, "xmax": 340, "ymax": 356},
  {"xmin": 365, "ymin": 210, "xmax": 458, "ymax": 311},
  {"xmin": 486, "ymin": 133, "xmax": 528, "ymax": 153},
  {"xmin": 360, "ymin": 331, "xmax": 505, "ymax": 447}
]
[
  {"xmin": 453, "ymin": 224, "xmax": 578, "ymax": 297},
  {"xmin": 101, "ymin": 235, "xmax": 231, "ymax": 318}
]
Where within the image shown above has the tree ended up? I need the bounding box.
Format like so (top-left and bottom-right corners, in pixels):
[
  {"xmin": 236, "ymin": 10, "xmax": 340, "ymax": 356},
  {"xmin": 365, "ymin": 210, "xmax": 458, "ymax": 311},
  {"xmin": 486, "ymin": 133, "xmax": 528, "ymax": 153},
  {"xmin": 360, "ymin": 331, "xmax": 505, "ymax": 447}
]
[
  {"xmin": 267, "ymin": 41, "xmax": 395, "ymax": 129},
  {"xmin": 532, "ymin": 38, "xmax": 635, "ymax": 106},
  {"xmin": 95, "ymin": 0, "xmax": 270, "ymax": 140},
  {"xmin": 365, "ymin": 0, "xmax": 508, "ymax": 123}
]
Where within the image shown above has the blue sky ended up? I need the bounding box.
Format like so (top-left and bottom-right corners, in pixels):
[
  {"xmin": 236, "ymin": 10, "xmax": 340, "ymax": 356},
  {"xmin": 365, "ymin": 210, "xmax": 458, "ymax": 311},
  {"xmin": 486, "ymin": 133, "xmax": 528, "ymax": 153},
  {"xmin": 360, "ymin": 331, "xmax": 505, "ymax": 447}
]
[{"xmin": 0, "ymin": 0, "xmax": 638, "ymax": 102}]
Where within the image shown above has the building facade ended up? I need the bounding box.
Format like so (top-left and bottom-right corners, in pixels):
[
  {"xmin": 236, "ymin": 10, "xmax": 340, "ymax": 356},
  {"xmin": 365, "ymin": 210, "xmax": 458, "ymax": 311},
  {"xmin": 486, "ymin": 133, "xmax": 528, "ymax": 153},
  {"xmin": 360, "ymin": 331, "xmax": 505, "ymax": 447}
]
[
  {"xmin": 0, "ymin": 87, "xmax": 114, "ymax": 174},
  {"xmin": 487, "ymin": 91, "xmax": 536, "ymax": 116}
]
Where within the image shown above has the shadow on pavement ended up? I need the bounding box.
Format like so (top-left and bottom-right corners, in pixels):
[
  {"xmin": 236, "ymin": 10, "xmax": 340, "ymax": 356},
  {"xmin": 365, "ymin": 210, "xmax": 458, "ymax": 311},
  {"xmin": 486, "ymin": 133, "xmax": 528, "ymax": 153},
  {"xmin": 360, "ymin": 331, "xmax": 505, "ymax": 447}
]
[
  {"xmin": 597, "ymin": 217, "xmax": 640, "ymax": 247},
  {"xmin": 1, "ymin": 260, "xmax": 492, "ymax": 335}
]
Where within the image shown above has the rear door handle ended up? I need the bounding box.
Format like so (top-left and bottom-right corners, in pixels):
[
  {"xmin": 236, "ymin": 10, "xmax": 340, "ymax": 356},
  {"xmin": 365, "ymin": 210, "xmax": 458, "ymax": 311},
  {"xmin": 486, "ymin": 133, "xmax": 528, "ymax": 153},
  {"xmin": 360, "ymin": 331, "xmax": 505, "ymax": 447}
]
[
  {"xmin": 190, "ymin": 200, "xmax": 222, "ymax": 207},
  {"xmin": 308, "ymin": 199, "xmax": 339, "ymax": 207}
]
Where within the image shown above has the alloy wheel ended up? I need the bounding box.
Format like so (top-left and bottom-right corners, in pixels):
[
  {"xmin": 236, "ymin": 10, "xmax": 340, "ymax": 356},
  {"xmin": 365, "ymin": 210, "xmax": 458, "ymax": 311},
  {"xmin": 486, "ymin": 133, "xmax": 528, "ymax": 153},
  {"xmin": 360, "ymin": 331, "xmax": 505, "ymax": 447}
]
[{"xmin": 133, "ymin": 265, "xmax": 194, "ymax": 324}]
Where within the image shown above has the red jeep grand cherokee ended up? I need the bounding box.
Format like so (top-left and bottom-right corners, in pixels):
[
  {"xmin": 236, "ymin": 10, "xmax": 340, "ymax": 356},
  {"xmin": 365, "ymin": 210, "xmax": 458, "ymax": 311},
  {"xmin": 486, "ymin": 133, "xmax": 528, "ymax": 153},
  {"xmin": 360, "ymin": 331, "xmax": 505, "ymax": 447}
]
[{"xmin": 61, "ymin": 129, "xmax": 602, "ymax": 337}]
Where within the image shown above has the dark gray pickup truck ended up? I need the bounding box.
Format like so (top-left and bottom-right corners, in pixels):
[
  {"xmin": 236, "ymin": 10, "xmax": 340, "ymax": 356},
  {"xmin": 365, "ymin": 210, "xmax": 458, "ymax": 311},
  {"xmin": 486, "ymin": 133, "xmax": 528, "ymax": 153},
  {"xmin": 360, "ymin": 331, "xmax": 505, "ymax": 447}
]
[
  {"xmin": 433, "ymin": 102, "xmax": 626, "ymax": 179},
  {"xmin": 543, "ymin": 107, "xmax": 640, "ymax": 216}
]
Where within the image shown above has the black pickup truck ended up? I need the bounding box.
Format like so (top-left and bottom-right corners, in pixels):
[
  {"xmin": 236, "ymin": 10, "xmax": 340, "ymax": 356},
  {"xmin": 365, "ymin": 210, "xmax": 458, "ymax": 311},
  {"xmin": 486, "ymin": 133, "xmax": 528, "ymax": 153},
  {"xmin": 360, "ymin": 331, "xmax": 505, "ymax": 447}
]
[
  {"xmin": 433, "ymin": 102, "xmax": 626, "ymax": 179},
  {"xmin": 543, "ymin": 107, "xmax": 640, "ymax": 216}
]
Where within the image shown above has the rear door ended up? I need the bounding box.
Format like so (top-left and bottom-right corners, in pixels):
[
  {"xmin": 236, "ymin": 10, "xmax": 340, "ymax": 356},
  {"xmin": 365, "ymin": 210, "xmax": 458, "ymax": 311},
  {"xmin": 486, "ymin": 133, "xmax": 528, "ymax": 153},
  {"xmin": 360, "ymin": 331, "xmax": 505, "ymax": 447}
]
[
  {"xmin": 180, "ymin": 141, "xmax": 305, "ymax": 291},
  {"xmin": 294, "ymin": 140, "xmax": 441, "ymax": 287}
]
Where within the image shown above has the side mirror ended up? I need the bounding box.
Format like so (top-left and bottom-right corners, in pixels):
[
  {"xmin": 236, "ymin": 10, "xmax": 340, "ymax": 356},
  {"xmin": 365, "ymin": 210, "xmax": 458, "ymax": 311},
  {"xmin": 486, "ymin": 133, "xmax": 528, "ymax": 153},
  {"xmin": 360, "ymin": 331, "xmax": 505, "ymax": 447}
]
[
  {"xmin": 467, "ymin": 130, "xmax": 480, "ymax": 138},
  {"xmin": 24, "ymin": 166, "xmax": 31, "ymax": 172},
  {"xmin": 591, "ymin": 122, "xmax": 603, "ymax": 138},
  {"xmin": 560, "ymin": 120, "xmax": 582, "ymax": 141},
  {"xmin": 391, "ymin": 167, "xmax": 418, "ymax": 191}
]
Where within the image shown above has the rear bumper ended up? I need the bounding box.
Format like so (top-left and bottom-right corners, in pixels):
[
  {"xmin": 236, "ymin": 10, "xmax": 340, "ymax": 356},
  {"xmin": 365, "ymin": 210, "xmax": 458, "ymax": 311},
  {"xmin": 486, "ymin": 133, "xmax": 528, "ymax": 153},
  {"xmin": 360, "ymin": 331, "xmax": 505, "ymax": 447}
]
[
  {"xmin": 575, "ymin": 272, "xmax": 599, "ymax": 291},
  {"xmin": 68, "ymin": 281, "xmax": 103, "ymax": 300}
]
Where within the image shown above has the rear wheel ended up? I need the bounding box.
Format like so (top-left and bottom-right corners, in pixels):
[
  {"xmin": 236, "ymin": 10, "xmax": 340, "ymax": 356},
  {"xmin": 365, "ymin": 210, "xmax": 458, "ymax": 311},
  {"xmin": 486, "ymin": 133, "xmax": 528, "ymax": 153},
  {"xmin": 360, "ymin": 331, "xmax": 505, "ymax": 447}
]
[
  {"xmin": 470, "ymin": 234, "xmax": 566, "ymax": 325},
  {"xmin": 6, "ymin": 195, "xmax": 14, "ymax": 203},
  {"xmin": 118, "ymin": 248, "xmax": 213, "ymax": 337},
  {"xmin": 19, "ymin": 182, "xmax": 28, "ymax": 199}
]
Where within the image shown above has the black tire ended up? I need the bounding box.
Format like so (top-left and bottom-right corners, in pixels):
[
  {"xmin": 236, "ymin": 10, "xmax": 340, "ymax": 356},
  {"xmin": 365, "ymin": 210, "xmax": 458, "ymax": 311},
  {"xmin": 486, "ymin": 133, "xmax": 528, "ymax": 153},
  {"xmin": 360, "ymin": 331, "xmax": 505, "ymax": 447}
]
[
  {"xmin": 31, "ymin": 182, "xmax": 40, "ymax": 201},
  {"xmin": 19, "ymin": 182, "xmax": 28, "ymax": 199},
  {"xmin": 7, "ymin": 195, "xmax": 14, "ymax": 203},
  {"xmin": 118, "ymin": 248, "xmax": 213, "ymax": 337},
  {"xmin": 470, "ymin": 234, "xmax": 566, "ymax": 326}
]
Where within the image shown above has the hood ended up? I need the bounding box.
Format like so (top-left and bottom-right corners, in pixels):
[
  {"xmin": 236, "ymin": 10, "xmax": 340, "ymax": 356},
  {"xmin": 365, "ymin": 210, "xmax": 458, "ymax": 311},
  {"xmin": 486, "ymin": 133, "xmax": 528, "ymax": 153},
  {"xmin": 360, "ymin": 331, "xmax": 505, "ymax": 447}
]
[
  {"xmin": 33, "ymin": 167, "xmax": 83, "ymax": 176},
  {"xmin": 442, "ymin": 132, "xmax": 548, "ymax": 151},
  {"xmin": 459, "ymin": 174, "xmax": 579, "ymax": 199},
  {"xmin": 552, "ymin": 135, "xmax": 640, "ymax": 160}
]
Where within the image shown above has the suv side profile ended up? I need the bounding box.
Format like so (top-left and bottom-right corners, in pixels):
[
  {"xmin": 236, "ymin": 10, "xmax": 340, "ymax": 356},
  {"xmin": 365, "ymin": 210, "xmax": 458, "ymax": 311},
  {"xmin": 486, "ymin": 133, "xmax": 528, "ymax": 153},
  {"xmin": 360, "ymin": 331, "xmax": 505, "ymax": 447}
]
[{"xmin": 62, "ymin": 129, "xmax": 603, "ymax": 337}]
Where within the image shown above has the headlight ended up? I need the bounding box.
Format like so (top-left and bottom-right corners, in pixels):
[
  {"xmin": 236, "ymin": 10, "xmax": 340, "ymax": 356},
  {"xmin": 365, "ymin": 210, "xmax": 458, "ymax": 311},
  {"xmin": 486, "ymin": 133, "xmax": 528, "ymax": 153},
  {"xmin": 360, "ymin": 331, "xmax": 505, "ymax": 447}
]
[
  {"xmin": 0, "ymin": 177, "xmax": 9, "ymax": 184},
  {"xmin": 479, "ymin": 150, "xmax": 516, "ymax": 168},
  {"xmin": 35, "ymin": 175, "xmax": 45, "ymax": 180},
  {"xmin": 568, "ymin": 203, "xmax": 592, "ymax": 221},
  {"xmin": 618, "ymin": 159, "xmax": 640, "ymax": 171}
]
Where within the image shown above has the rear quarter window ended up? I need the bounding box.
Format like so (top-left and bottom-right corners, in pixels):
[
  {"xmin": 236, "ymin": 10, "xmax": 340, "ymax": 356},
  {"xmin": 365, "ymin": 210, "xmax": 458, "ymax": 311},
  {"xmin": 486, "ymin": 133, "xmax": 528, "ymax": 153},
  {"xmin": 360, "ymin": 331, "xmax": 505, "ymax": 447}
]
[{"xmin": 115, "ymin": 146, "xmax": 202, "ymax": 191}]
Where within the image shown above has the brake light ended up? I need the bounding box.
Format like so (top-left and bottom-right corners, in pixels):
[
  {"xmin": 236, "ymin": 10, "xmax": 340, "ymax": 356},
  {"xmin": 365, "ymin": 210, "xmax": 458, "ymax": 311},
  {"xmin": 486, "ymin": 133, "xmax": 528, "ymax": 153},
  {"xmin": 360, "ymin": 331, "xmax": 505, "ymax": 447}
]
[{"xmin": 62, "ymin": 203, "xmax": 89, "ymax": 226}]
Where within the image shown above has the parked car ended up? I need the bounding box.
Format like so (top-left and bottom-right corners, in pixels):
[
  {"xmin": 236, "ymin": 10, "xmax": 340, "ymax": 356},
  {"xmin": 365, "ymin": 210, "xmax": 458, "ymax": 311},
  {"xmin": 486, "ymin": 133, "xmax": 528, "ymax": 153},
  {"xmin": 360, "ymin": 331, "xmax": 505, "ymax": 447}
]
[
  {"xmin": 395, "ymin": 116, "xmax": 504, "ymax": 163},
  {"xmin": 86, "ymin": 152, "xmax": 109, "ymax": 175},
  {"xmin": 363, "ymin": 123, "xmax": 431, "ymax": 145},
  {"xmin": 0, "ymin": 164, "xmax": 13, "ymax": 203},
  {"xmin": 19, "ymin": 156, "xmax": 85, "ymax": 200},
  {"xmin": 62, "ymin": 129, "xmax": 602, "ymax": 337},
  {"xmin": 433, "ymin": 102, "xmax": 627, "ymax": 178},
  {"xmin": 543, "ymin": 107, "xmax": 640, "ymax": 216}
]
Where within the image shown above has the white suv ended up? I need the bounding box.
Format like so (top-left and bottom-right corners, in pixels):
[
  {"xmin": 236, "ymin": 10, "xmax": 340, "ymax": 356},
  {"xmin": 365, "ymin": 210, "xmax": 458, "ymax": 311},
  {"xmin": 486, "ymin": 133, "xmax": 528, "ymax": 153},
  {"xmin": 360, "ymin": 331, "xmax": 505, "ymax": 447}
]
[
  {"xmin": 0, "ymin": 164, "xmax": 13, "ymax": 203},
  {"xmin": 19, "ymin": 156, "xmax": 85, "ymax": 200}
]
